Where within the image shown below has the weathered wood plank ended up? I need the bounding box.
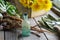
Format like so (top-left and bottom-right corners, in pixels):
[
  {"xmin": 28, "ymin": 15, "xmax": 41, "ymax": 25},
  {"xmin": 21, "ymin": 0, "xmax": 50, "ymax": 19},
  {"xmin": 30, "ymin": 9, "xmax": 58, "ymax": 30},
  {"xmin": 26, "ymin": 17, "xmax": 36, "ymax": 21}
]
[
  {"xmin": 1, "ymin": 10, "xmax": 59, "ymax": 40},
  {"xmin": 19, "ymin": 33, "xmax": 47, "ymax": 40},
  {"xmin": 44, "ymin": 32, "xmax": 59, "ymax": 40},
  {"xmin": 0, "ymin": 31, "xmax": 4, "ymax": 40},
  {"xmin": 5, "ymin": 31, "xmax": 18, "ymax": 40}
]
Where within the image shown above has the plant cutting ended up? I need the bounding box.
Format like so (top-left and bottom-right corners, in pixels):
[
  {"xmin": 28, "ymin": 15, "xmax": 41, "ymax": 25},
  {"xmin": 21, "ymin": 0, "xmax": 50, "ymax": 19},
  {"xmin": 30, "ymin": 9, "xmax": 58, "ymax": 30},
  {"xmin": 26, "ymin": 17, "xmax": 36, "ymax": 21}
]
[
  {"xmin": 38, "ymin": 14, "xmax": 60, "ymax": 32},
  {"xmin": 0, "ymin": 0, "xmax": 19, "ymax": 16}
]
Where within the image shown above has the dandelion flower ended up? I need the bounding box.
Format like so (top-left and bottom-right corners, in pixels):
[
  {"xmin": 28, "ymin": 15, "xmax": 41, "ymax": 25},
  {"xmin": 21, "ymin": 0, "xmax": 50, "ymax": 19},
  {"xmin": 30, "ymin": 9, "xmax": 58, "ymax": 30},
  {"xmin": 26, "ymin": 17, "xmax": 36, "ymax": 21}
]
[
  {"xmin": 44, "ymin": 0, "xmax": 52, "ymax": 11},
  {"xmin": 32, "ymin": 2, "xmax": 43, "ymax": 11}
]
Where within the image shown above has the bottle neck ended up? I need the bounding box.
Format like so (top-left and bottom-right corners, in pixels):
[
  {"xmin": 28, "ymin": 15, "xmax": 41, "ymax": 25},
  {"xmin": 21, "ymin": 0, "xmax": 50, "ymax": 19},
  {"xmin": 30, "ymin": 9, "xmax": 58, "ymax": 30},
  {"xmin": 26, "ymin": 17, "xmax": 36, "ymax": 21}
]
[{"xmin": 23, "ymin": 13, "xmax": 28, "ymax": 21}]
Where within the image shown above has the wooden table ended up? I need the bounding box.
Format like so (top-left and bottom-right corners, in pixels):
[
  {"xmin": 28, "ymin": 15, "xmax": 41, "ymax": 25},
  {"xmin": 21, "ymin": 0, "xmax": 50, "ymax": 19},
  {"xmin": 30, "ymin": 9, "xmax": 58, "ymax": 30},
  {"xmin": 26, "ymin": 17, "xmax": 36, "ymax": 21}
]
[{"xmin": 0, "ymin": 11, "xmax": 59, "ymax": 40}]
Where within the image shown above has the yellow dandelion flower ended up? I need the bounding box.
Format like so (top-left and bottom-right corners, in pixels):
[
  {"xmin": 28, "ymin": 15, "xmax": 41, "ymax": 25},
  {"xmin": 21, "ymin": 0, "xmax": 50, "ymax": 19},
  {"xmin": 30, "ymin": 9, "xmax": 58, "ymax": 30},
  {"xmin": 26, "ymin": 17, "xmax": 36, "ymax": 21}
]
[
  {"xmin": 43, "ymin": 0, "xmax": 52, "ymax": 11},
  {"xmin": 19, "ymin": 0, "xmax": 32, "ymax": 7},
  {"xmin": 36, "ymin": 0, "xmax": 45, "ymax": 4},
  {"xmin": 28, "ymin": 1, "xmax": 33, "ymax": 8},
  {"xmin": 32, "ymin": 2, "xmax": 43, "ymax": 11},
  {"xmin": 19, "ymin": 0, "xmax": 26, "ymax": 4}
]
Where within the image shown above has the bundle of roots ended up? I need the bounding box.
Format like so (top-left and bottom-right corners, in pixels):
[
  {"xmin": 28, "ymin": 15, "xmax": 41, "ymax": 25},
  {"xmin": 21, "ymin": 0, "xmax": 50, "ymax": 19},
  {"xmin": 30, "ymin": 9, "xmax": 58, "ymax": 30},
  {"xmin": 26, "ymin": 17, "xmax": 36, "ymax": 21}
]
[{"xmin": 0, "ymin": 13, "xmax": 22, "ymax": 30}]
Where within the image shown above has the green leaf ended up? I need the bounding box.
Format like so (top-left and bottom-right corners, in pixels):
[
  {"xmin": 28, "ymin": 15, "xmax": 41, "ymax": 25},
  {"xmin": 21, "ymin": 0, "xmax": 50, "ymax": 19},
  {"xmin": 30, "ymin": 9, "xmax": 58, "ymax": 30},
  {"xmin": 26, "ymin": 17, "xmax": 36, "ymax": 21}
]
[
  {"xmin": 7, "ymin": 9, "xmax": 15, "ymax": 16},
  {"xmin": 0, "ymin": 0, "xmax": 5, "ymax": 6},
  {"xmin": 0, "ymin": 0, "xmax": 20, "ymax": 17},
  {"xmin": 41, "ymin": 17, "xmax": 55, "ymax": 32},
  {"xmin": 47, "ymin": 14, "xmax": 57, "ymax": 21},
  {"xmin": 6, "ymin": 4, "xmax": 17, "ymax": 16}
]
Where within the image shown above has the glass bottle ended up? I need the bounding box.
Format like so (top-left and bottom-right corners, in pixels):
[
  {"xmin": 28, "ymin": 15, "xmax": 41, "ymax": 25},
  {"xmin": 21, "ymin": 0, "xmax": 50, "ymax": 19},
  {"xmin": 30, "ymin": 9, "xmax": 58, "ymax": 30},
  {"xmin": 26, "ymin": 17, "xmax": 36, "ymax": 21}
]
[{"xmin": 22, "ymin": 12, "xmax": 30, "ymax": 37}]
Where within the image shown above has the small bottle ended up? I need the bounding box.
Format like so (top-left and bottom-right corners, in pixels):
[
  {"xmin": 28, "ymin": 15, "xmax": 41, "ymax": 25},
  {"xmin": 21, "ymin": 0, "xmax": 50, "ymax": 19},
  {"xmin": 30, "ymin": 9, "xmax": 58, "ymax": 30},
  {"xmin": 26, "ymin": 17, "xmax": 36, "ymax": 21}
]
[{"xmin": 22, "ymin": 12, "xmax": 30, "ymax": 37}]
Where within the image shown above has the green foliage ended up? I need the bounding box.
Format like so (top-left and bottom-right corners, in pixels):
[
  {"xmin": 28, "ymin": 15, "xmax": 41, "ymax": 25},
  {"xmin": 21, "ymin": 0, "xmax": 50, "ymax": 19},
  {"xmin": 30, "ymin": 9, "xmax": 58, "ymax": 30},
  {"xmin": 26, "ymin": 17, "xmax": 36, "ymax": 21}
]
[
  {"xmin": 39, "ymin": 14, "xmax": 60, "ymax": 32},
  {"xmin": 0, "ymin": 0, "xmax": 19, "ymax": 16}
]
